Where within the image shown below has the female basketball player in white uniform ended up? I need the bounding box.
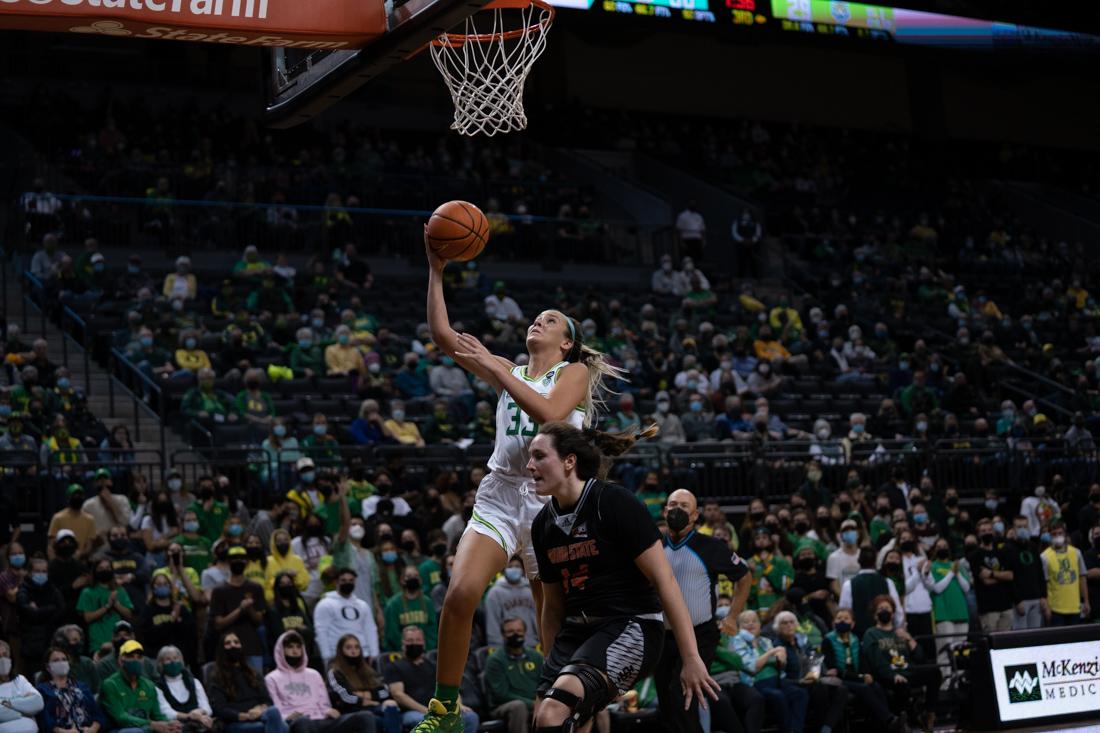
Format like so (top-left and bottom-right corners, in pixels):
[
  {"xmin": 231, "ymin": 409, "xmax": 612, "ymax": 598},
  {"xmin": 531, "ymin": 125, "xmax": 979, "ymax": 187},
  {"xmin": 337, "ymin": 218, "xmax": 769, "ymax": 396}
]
[{"xmin": 414, "ymin": 236, "xmax": 621, "ymax": 733}]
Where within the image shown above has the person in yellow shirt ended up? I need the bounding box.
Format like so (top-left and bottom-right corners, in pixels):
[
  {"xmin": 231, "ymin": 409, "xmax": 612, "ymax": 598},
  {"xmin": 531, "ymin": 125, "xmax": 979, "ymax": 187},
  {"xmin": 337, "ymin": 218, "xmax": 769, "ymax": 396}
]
[
  {"xmin": 324, "ymin": 325, "xmax": 365, "ymax": 376},
  {"xmin": 384, "ymin": 399, "xmax": 425, "ymax": 447},
  {"xmin": 768, "ymin": 296, "xmax": 804, "ymax": 334},
  {"xmin": 753, "ymin": 325, "xmax": 791, "ymax": 362},
  {"xmin": 1041, "ymin": 523, "xmax": 1090, "ymax": 626},
  {"xmin": 174, "ymin": 329, "xmax": 212, "ymax": 376},
  {"xmin": 264, "ymin": 528, "xmax": 310, "ymax": 602}
]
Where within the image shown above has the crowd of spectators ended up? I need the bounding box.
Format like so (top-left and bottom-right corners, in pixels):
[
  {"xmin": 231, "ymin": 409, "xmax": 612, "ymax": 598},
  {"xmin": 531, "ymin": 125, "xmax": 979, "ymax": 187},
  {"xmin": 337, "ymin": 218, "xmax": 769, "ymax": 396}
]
[{"xmin": 6, "ymin": 100, "xmax": 1100, "ymax": 732}]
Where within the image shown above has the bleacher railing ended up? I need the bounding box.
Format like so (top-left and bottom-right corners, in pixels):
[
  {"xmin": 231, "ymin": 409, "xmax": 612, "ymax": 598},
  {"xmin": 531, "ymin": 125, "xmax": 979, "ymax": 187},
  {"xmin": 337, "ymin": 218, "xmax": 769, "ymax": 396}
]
[
  {"xmin": 11, "ymin": 193, "xmax": 645, "ymax": 264},
  {"xmin": 160, "ymin": 439, "xmax": 1100, "ymax": 505}
]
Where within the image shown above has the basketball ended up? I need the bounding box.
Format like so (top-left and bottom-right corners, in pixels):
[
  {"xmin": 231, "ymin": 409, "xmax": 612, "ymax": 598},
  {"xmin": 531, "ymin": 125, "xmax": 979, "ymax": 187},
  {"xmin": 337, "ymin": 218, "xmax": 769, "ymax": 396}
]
[{"xmin": 426, "ymin": 200, "xmax": 490, "ymax": 262}]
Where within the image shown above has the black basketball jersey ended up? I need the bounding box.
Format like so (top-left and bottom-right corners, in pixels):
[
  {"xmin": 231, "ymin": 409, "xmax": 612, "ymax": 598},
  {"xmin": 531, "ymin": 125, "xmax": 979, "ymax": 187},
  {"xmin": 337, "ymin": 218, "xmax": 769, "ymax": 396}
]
[{"xmin": 532, "ymin": 479, "xmax": 663, "ymax": 618}]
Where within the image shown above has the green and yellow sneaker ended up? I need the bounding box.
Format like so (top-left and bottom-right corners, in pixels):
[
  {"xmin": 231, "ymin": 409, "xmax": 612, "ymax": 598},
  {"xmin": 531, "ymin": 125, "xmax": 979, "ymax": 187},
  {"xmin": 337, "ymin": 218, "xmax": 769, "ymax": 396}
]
[{"xmin": 411, "ymin": 698, "xmax": 464, "ymax": 733}]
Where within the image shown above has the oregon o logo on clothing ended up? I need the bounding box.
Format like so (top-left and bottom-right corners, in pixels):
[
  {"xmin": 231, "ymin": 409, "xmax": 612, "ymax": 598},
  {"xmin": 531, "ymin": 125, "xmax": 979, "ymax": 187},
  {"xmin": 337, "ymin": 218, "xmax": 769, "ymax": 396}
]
[
  {"xmin": 1005, "ymin": 663, "xmax": 1042, "ymax": 703},
  {"xmin": 341, "ymin": 606, "xmax": 361, "ymax": 621}
]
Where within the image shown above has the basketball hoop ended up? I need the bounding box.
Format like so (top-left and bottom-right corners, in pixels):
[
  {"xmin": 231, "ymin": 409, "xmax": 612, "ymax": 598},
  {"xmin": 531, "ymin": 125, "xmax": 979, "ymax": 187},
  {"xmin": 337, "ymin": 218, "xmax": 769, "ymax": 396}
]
[{"xmin": 428, "ymin": 0, "xmax": 554, "ymax": 137}]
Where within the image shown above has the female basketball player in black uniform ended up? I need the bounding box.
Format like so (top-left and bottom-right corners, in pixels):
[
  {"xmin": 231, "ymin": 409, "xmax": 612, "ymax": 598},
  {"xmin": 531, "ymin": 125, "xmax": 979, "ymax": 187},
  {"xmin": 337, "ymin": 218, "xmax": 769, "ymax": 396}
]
[{"xmin": 527, "ymin": 422, "xmax": 719, "ymax": 733}]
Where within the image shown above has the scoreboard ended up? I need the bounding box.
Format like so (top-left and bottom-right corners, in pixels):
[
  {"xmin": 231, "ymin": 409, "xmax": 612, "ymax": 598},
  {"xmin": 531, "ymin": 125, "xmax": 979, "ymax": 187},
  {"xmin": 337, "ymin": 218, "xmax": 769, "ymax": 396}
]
[{"xmin": 547, "ymin": 0, "xmax": 1100, "ymax": 50}]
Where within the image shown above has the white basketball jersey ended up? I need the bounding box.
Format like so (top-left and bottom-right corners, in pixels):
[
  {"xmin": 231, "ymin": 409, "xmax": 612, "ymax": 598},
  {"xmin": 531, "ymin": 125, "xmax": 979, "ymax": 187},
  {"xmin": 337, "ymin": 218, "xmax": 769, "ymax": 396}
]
[{"xmin": 487, "ymin": 361, "xmax": 585, "ymax": 479}]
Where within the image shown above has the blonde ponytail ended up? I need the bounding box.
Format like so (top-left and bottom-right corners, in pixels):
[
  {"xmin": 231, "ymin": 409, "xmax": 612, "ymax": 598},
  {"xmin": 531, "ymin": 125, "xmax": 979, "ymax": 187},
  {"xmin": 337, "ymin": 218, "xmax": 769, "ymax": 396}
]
[{"xmin": 563, "ymin": 318, "xmax": 627, "ymax": 428}]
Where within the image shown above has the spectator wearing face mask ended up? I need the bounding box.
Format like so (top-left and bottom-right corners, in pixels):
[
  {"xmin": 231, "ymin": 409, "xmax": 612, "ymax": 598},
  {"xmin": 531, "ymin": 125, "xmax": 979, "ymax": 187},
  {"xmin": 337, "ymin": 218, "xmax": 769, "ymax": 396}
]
[
  {"xmin": 1020, "ymin": 485, "xmax": 1059, "ymax": 537},
  {"xmin": 483, "ymin": 558, "xmax": 539, "ymax": 649},
  {"xmin": 747, "ymin": 528, "xmax": 793, "ymax": 617},
  {"xmin": 651, "ymin": 391, "xmax": 686, "ymax": 444},
  {"xmin": 483, "ymin": 617, "xmax": 542, "ymax": 733},
  {"xmin": 315, "ymin": 568, "xmax": 379, "ymax": 663},
  {"xmin": 968, "ymin": 518, "xmax": 1015, "ymax": 632},
  {"xmin": 265, "ymin": 630, "xmax": 375, "ymax": 733},
  {"xmin": 651, "ymin": 254, "xmax": 677, "ymax": 294},
  {"xmin": 210, "ymin": 547, "xmax": 267, "ymax": 675},
  {"xmin": 1007, "ymin": 516, "xmax": 1046, "ymax": 630},
  {"xmin": 301, "ymin": 414, "xmax": 340, "ymax": 463},
  {"xmin": 680, "ymin": 392, "xmax": 713, "ymax": 443},
  {"xmin": 383, "ymin": 400, "xmax": 425, "ymax": 448},
  {"xmin": 826, "ymin": 520, "xmax": 862, "ymax": 598},
  {"xmin": 927, "ymin": 539, "xmax": 970, "ymax": 669},
  {"xmin": 99, "ymin": 639, "xmax": 172, "ymax": 733},
  {"xmin": 1041, "ymin": 523, "xmax": 1090, "ymax": 626},
  {"xmin": 838, "ymin": 546, "xmax": 904, "ymax": 636},
  {"xmin": 382, "ymin": 567, "xmax": 437, "ymax": 653}
]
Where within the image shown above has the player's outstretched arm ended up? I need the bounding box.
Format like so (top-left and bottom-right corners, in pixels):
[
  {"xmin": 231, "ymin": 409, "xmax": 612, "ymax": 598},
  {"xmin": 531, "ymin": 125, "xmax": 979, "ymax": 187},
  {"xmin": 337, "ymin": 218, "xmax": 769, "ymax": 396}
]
[{"xmin": 425, "ymin": 233, "xmax": 511, "ymax": 391}]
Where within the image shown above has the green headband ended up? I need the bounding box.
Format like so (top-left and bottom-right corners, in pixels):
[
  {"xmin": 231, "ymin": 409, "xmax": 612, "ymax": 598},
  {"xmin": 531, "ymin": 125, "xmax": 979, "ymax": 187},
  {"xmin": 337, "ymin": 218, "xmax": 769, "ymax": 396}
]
[{"xmin": 566, "ymin": 317, "xmax": 576, "ymax": 341}]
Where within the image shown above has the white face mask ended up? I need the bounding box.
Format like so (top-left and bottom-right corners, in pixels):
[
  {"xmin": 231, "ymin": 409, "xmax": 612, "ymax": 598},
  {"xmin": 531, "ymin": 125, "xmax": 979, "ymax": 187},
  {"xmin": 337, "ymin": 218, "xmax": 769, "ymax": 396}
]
[
  {"xmin": 48, "ymin": 660, "xmax": 70, "ymax": 678},
  {"xmin": 349, "ymin": 525, "xmax": 366, "ymax": 541},
  {"xmin": 0, "ymin": 658, "xmax": 11, "ymax": 677}
]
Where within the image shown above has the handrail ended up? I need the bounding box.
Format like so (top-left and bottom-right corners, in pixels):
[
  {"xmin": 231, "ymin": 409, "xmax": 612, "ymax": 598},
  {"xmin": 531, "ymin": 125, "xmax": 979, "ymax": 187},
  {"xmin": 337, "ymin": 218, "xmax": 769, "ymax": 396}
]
[
  {"xmin": 60, "ymin": 305, "xmax": 92, "ymax": 395},
  {"xmin": 108, "ymin": 347, "xmax": 167, "ymax": 469},
  {"xmin": 1003, "ymin": 360, "xmax": 1076, "ymax": 396},
  {"xmin": 40, "ymin": 192, "xmax": 628, "ymax": 226}
]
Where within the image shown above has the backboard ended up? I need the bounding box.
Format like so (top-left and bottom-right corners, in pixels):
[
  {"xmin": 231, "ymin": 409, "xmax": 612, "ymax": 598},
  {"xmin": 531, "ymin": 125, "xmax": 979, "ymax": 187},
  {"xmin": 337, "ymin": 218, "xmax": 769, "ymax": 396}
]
[{"xmin": 264, "ymin": 0, "xmax": 497, "ymax": 128}]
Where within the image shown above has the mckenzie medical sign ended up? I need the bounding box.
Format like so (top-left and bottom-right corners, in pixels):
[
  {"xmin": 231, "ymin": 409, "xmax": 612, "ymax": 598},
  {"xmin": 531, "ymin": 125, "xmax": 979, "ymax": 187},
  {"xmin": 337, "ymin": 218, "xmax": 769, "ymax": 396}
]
[
  {"xmin": 990, "ymin": 639, "xmax": 1100, "ymax": 723},
  {"xmin": 0, "ymin": 0, "xmax": 386, "ymax": 48}
]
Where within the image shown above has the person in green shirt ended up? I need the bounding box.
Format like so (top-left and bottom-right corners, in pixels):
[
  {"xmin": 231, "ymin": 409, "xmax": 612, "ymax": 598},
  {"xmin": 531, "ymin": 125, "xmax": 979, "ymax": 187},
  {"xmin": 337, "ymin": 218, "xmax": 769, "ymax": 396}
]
[
  {"xmin": 788, "ymin": 509, "xmax": 828, "ymax": 562},
  {"xmin": 418, "ymin": 536, "xmax": 449, "ymax": 591},
  {"xmin": 76, "ymin": 558, "xmax": 135, "ymax": 655},
  {"xmin": 300, "ymin": 414, "xmax": 341, "ymax": 462},
  {"xmin": 382, "ymin": 566, "xmax": 438, "ymax": 652},
  {"xmin": 173, "ymin": 509, "xmax": 213, "ymax": 573},
  {"xmin": 861, "ymin": 595, "xmax": 940, "ymax": 732},
  {"xmin": 635, "ymin": 471, "xmax": 667, "ymax": 522},
  {"xmin": 188, "ymin": 478, "xmax": 229, "ymax": 545},
  {"xmin": 288, "ymin": 328, "xmax": 325, "ymax": 378},
  {"xmin": 747, "ymin": 528, "xmax": 794, "ymax": 616},
  {"xmin": 928, "ymin": 538, "xmax": 971, "ymax": 671},
  {"xmin": 234, "ymin": 369, "xmax": 276, "ymax": 433},
  {"xmin": 180, "ymin": 368, "xmax": 240, "ymax": 425},
  {"xmin": 484, "ymin": 617, "xmax": 543, "ymax": 732},
  {"xmin": 869, "ymin": 496, "xmax": 893, "ymax": 544},
  {"xmin": 98, "ymin": 639, "xmax": 173, "ymax": 732}
]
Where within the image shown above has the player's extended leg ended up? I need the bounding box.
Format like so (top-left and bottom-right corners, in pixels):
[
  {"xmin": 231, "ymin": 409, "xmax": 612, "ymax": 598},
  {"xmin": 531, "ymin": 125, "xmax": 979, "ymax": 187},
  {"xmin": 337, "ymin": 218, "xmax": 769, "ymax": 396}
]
[{"xmin": 413, "ymin": 529, "xmax": 507, "ymax": 733}]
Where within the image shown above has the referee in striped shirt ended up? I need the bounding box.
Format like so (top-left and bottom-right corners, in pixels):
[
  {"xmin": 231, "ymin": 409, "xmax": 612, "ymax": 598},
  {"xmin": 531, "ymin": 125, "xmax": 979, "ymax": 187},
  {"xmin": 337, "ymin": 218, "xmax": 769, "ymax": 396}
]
[{"xmin": 658, "ymin": 489, "xmax": 751, "ymax": 733}]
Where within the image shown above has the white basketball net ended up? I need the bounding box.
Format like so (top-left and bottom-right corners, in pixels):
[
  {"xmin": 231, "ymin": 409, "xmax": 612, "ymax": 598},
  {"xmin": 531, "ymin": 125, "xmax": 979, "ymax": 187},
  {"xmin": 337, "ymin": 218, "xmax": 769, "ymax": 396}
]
[{"xmin": 429, "ymin": 0, "xmax": 553, "ymax": 137}]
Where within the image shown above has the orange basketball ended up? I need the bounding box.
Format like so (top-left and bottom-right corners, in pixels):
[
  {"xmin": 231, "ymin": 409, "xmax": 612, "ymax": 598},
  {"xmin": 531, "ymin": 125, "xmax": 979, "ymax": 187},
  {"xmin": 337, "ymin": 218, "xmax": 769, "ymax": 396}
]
[{"xmin": 426, "ymin": 200, "xmax": 489, "ymax": 262}]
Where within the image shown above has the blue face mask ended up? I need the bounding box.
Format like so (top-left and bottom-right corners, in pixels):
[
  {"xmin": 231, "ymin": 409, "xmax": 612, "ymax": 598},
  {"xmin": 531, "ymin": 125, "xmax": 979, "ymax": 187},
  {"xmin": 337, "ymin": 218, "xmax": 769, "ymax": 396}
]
[
  {"xmin": 338, "ymin": 334, "xmax": 350, "ymax": 345},
  {"xmin": 690, "ymin": 401, "xmax": 703, "ymax": 412},
  {"xmin": 382, "ymin": 551, "xmax": 398, "ymax": 564},
  {"xmin": 154, "ymin": 585, "xmax": 171, "ymax": 599},
  {"xmin": 8, "ymin": 555, "xmax": 25, "ymax": 569},
  {"xmin": 441, "ymin": 356, "xmax": 455, "ymax": 367},
  {"xmin": 128, "ymin": 265, "xmax": 140, "ymax": 275},
  {"xmin": 852, "ymin": 424, "xmax": 865, "ymax": 434},
  {"xmin": 738, "ymin": 629, "xmax": 754, "ymax": 642},
  {"xmin": 1015, "ymin": 529, "xmax": 1030, "ymax": 542},
  {"xmin": 140, "ymin": 336, "xmax": 153, "ymax": 347},
  {"xmin": 504, "ymin": 567, "xmax": 523, "ymax": 584},
  {"xmin": 57, "ymin": 378, "xmax": 71, "ymax": 390},
  {"xmin": 715, "ymin": 605, "xmax": 731, "ymax": 620},
  {"xmin": 0, "ymin": 406, "xmax": 10, "ymax": 417},
  {"xmin": 273, "ymin": 425, "xmax": 287, "ymax": 437},
  {"xmin": 312, "ymin": 319, "xmax": 325, "ymax": 329},
  {"xmin": 913, "ymin": 513, "xmax": 928, "ymax": 525},
  {"xmin": 1040, "ymin": 532, "xmax": 1051, "ymax": 544},
  {"xmin": 313, "ymin": 424, "xmax": 327, "ymax": 436},
  {"xmin": 992, "ymin": 521, "xmax": 1005, "ymax": 535},
  {"xmin": 31, "ymin": 573, "xmax": 48, "ymax": 586},
  {"xmin": 184, "ymin": 521, "xmax": 200, "ymax": 533},
  {"xmin": 841, "ymin": 530, "xmax": 858, "ymax": 546},
  {"xmin": 227, "ymin": 524, "xmax": 243, "ymax": 537},
  {"xmin": 185, "ymin": 339, "xmax": 197, "ymax": 350},
  {"xmin": 93, "ymin": 263, "xmax": 105, "ymax": 273},
  {"xmin": 899, "ymin": 361, "xmax": 909, "ymax": 370},
  {"xmin": 301, "ymin": 471, "xmax": 315, "ymax": 483},
  {"xmin": 298, "ymin": 339, "xmax": 312, "ymax": 349}
]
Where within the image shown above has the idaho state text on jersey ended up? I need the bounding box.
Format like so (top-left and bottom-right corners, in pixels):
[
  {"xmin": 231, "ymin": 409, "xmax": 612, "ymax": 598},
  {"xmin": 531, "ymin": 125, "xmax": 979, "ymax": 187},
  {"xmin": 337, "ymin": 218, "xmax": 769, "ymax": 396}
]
[{"xmin": 548, "ymin": 539, "xmax": 600, "ymax": 564}]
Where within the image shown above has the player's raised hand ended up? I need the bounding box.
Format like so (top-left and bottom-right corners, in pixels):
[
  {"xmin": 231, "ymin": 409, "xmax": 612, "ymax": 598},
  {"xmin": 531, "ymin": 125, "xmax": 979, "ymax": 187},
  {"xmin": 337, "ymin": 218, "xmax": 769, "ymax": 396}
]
[
  {"xmin": 454, "ymin": 332, "xmax": 495, "ymax": 370},
  {"xmin": 424, "ymin": 226, "xmax": 446, "ymax": 272}
]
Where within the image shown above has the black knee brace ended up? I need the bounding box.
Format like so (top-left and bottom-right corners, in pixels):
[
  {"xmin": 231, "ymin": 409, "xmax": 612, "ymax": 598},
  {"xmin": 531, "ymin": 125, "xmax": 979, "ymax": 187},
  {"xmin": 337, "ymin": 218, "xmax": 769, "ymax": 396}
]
[{"xmin": 539, "ymin": 663, "xmax": 617, "ymax": 730}]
